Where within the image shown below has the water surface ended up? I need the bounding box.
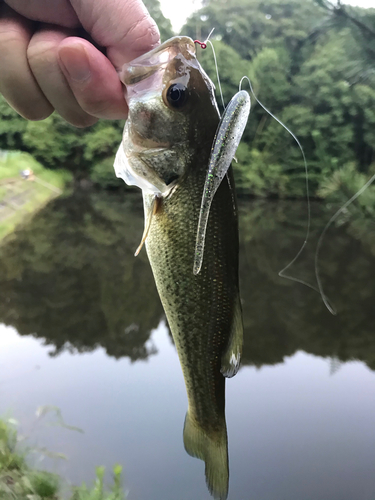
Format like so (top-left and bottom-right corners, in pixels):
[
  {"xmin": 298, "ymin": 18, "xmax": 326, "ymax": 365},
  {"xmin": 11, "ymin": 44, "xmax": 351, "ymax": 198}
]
[{"xmin": 1, "ymin": 191, "xmax": 375, "ymax": 499}]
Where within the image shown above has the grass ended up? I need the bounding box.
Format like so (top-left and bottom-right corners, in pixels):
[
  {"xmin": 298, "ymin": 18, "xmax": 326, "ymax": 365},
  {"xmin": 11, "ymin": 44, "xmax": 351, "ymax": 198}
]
[
  {"xmin": 0, "ymin": 417, "xmax": 126, "ymax": 500},
  {"xmin": 0, "ymin": 152, "xmax": 72, "ymax": 242},
  {"xmin": 0, "ymin": 151, "xmax": 71, "ymax": 187}
]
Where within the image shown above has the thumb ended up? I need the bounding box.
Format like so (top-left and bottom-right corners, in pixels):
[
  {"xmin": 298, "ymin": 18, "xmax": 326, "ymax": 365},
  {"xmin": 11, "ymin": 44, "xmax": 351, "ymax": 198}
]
[{"xmin": 70, "ymin": 0, "xmax": 160, "ymax": 68}]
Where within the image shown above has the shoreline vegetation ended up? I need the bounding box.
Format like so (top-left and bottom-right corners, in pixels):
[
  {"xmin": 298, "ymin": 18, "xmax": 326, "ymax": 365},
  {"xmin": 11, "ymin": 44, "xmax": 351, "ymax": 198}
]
[
  {"xmin": 0, "ymin": 0, "xmax": 373, "ymax": 239},
  {"xmin": 0, "ymin": 0, "xmax": 373, "ymax": 200},
  {"xmin": 0, "ymin": 152, "xmax": 72, "ymax": 242},
  {"xmin": 0, "ymin": 417, "xmax": 126, "ymax": 500}
]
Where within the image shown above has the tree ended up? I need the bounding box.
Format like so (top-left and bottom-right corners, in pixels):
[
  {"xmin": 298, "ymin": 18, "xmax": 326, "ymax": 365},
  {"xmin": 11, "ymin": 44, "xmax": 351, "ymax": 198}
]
[
  {"xmin": 0, "ymin": 191, "xmax": 164, "ymax": 361},
  {"xmin": 143, "ymin": 0, "xmax": 174, "ymax": 40},
  {"xmin": 182, "ymin": 0, "xmax": 326, "ymax": 60},
  {"xmin": 0, "ymin": 95, "xmax": 27, "ymax": 151}
]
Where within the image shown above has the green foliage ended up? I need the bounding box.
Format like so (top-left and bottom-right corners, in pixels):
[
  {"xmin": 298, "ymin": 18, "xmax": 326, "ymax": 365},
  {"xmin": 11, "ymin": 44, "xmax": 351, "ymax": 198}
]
[
  {"xmin": 183, "ymin": 0, "xmax": 326, "ymax": 60},
  {"xmin": 183, "ymin": 0, "xmax": 375, "ymax": 198},
  {"xmin": 21, "ymin": 114, "xmax": 124, "ymax": 187},
  {"xmin": 0, "ymin": 0, "xmax": 374, "ymax": 198},
  {"xmin": 0, "ymin": 152, "xmax": 72, "ymax": 241},
  {"xmin": 143, "ymin": 0, "xmax": 174, "ymax": 40},
  {"xmin": 250, "ymin": 48, "xmax": 291, "ymax": 110},
  {"xmin": 318, "ymin": 162, "xmax": 375, "ymax": 218},
  {"xmin": 312, "ymin": 0, "xmax": 375, "ymax": 81},
  {"xmin": 23, "ymin": 114, "xmax": 93, "ymax": 176},
  {"xmin": 235, "ymin": 143, "xmax": 290, "ymax": 196},
  {"xmin": 87, "ymin": 158, "xmax": 122, "ymax": 188},
  {"xmin": 0, "ymin": 418, "xmax": 25, "ymax": 471},
  {"xmin": 0, "ymin": 417, "xmax": 60, "ymax": 500},
  {"xmin": 30, "ymin": 471, "xmax": 60, "ymax": 498},
  {"xmin": 83, "ymin": 122, "xmax": 124, "ymax": 188},
  {"xmin": 196, "ymin": 40, "xmax": 251, "ymax": 112},
  {"xmin": 0, "ymin": 96, "xmax": 27, "ymax": 151},
  {"xmin": 72, "ymin": 466, "xmax": 125, "ymax": 500},
  {"xmin": 0, "ymin": 417, "xmax": 127, "ymax": 500},
  {"xmin": 0, "ymin": 151, "xmax": 72, "ymax": 186}
]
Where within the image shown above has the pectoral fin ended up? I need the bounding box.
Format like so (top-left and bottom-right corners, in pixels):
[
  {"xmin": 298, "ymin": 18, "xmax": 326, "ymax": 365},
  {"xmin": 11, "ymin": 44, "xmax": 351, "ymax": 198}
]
[
  {"xmin": 220, "ymin": 294, "xmax": 243, "ymax": 378},
  {"xmin": 134, "ymin": 195, "xmax": 159, "ymax": 256}
]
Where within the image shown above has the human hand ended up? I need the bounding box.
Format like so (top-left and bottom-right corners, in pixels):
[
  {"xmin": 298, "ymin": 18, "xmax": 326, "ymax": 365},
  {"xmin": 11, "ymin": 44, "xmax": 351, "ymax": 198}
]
[{"xmin": 0, "ymin": 0, "xmax": 160, "ymax": 127}]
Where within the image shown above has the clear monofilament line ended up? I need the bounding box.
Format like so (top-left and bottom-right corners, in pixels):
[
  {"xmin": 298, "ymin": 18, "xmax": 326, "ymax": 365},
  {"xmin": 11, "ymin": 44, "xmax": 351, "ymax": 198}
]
[
  {"xmin": 236, "ymin": 76, "xmax": 338, "ymax": 311},
  {"xmin": 315, "ymin": 172, "xmax": 375, "ymax": 315},
  {"xmin": 205, "ymin": 27, "xmax": 215, "ymax": 44},
  {"xmin": 239, "ymin": 77, "xmax": 311, "ymax": 278},
  {"xmin": 207, "ymin": 40, "xmax": 226, "ymax": 111}
]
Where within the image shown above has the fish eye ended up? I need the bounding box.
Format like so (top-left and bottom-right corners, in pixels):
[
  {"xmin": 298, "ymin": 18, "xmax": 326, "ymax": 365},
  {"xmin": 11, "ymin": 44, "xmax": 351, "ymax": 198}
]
[{"xmin": 166, "ymin": 83, "xmax": 188, "ymax": 109}]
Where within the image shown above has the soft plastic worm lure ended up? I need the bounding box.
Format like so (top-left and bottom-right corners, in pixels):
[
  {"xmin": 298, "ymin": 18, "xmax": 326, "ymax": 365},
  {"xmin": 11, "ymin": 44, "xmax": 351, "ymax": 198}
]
[{"xmin": 193, "ymin": 90, "xmax": 251, "ymax": 275}]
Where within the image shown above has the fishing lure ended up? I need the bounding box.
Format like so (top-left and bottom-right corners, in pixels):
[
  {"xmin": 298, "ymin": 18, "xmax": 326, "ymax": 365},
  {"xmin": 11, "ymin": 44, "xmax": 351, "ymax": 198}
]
[{"xmin": 194, "ymin": 90, "xmax": 250, "ymax": 275}]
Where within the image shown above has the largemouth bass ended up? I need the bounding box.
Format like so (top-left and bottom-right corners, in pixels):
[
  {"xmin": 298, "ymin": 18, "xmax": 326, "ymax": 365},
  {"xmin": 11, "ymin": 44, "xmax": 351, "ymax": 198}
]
[{"xmin": 114, "ymin": 36, "xmax": 244, "ymax": 500}]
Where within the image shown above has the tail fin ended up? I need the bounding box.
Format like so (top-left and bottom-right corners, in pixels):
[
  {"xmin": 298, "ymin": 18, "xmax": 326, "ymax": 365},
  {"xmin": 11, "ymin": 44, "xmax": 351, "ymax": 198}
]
[{"xmin": 183, "ymin": 411, "xmax": 229, "ymax": 500}]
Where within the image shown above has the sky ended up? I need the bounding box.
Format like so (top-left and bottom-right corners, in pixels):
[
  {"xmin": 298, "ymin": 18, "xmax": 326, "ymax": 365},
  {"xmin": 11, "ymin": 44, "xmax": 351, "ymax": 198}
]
[{"xmin": 158, "ymin": 0, "xmax": 374, "ymax": 33}]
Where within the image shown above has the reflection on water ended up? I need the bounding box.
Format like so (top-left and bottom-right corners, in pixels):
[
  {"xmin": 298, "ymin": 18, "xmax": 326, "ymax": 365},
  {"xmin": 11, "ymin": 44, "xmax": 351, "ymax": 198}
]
[
  {"xmin": 1, "ymin": 191, "xmax": 375, "ymax": 369},
  {"xmin": 1, "ymin": 191, "xmax": 375, "ymax": 499},
  {"xmin": 0, "ymin": 192, "xmax": 163, "ymax": 361}
]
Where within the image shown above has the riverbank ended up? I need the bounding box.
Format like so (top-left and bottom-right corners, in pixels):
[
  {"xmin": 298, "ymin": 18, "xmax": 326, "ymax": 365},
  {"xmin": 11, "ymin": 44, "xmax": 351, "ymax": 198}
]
[
  {"xmin": 0, "ymin": 152, "xmax": 72, "ymax": 242},
  {"xmin": 0, "ymin": 417, "xmax": 126, "ymax": 500}
]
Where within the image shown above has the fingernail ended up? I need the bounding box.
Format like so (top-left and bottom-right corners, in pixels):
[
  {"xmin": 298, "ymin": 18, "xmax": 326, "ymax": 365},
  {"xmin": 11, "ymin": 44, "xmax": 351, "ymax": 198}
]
[{"xmin": 59, "ymin": 44, "xmax": 91, "ymax": 83}]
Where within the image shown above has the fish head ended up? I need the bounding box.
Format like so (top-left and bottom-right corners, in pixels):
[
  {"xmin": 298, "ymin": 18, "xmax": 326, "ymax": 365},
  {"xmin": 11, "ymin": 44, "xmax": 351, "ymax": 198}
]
[{"xmin": 114, "ymin": 36, "xmax": 220, "ymax": 195}]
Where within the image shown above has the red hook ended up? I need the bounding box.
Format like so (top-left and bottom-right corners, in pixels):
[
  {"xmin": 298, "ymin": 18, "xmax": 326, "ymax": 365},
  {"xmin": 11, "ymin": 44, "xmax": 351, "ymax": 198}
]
[{"xmin": 194, "ymin": 40, "xmax": 207, "ymax": 49}]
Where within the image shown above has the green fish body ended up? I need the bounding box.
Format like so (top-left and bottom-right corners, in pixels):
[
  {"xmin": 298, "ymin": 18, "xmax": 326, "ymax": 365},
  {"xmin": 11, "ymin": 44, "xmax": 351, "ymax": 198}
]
[{"xmin": 114, "ymin": 37, "xmax": 243, "ymax": 500}]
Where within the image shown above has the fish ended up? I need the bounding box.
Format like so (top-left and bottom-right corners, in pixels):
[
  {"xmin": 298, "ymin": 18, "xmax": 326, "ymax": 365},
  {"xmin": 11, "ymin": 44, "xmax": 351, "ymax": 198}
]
[{"xmin": 114, "ymin": 36, "xmax": 244, "ymax": 500}]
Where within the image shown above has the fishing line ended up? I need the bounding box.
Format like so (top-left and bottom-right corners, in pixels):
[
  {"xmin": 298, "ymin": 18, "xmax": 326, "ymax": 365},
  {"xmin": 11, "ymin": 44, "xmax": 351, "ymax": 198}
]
[
  {"xmin": 207, "ymin": 40, "xmax": 226, "ymax": 111},
  {"xmin": 315, "ymin": 171, "xmax": 375, "ymax": 315},
  {"xmin": 239, "ymin": 79, "xmax": 311, "ymax": 278},
  {"xmin": 193, "ymin": 38, "xmax": 338, "ymax": 312},
  {"xmin": 194, "ymin": 30, "xmax": 226, "ymax": 111},
  {"xmin": 195, "ymin": 41, "xmax": 323, "ymax": 302},
  {"xmin": 238, "ymin": 76, "xmax": 338, "ymax": 311}
]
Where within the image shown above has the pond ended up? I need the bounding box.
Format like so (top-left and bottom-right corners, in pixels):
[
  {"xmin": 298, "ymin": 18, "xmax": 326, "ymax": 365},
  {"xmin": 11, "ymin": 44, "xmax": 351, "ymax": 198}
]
[{"xmin": 1, "ymin": 190, "xmax": 375, "ymax": 500}]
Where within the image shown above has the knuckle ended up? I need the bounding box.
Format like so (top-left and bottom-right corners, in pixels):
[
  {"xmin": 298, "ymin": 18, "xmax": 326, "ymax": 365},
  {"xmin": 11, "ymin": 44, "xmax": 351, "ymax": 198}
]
[
  {"xmin": 125, "ymin": 14, "xmax": 160, "ymax": 53},
  {"xmin": 27, "ymin": 39, "xmax": 58, "ymax": 67},
  {"xmin": 0, "ymin": 28, "xmax": 22, "ymax": 46},
  {"xmin": 136, "ymin": 18, "xmax": 160, "ymax": 48}
]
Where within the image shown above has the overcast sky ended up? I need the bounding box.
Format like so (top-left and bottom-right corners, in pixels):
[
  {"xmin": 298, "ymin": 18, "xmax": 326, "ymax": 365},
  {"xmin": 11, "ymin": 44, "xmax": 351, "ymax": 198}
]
[{"xmin": 158, "ymin": 0, "xmax": 374, "ymax": 33}]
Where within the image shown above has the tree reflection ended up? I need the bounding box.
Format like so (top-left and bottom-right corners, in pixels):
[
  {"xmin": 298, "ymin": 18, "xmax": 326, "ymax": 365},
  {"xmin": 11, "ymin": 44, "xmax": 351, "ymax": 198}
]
[
  {"xmin": 239, "ymin": 200, "xmax": 375, "ymax": 370},
  {"xmin": 0, "ymin": 191, "xmax": 164, "ymax": 361},
  {"xmin": 0, "ymin": 193, "xmax": 374, "ymax": 370}
]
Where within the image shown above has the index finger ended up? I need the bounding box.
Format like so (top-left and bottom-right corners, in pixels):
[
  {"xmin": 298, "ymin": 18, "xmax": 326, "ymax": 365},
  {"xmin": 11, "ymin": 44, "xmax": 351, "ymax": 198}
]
[{"xmin": 70, "ymin": 0, "xmax": 160, "ymax": 68}]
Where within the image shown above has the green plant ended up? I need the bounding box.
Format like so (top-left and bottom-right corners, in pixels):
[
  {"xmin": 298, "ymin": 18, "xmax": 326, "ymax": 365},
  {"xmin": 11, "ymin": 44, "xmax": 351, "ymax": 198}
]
[
  {"xmin": 0, "ymin": 417, "xmax": 127, "ymax": 500},
  {"xmin": 71, "ymin": 465, "xmax": 125, "ymax": 500}
]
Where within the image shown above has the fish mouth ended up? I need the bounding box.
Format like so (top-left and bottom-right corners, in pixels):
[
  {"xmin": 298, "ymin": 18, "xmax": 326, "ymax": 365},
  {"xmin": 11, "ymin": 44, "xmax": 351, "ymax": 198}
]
[{"xmin": 120, "ymin": 36, "xmax": 196, "ymax": 88}]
